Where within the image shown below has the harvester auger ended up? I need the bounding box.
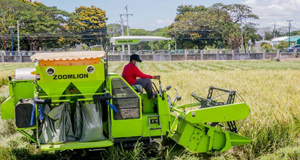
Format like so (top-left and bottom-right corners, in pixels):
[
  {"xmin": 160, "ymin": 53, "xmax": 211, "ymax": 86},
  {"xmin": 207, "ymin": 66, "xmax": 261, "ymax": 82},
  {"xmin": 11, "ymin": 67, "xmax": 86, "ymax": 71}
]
[{"xmin": 0, "ymin": 36, "xmax": 251, "ymax": 156}]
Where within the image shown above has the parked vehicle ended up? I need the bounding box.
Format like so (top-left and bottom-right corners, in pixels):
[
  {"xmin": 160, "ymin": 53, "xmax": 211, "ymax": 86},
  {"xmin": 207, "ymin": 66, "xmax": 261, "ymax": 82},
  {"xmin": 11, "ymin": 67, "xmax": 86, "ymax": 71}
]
[{"xmin": 286, "ymin": 44, "xmax": 300, "ymax": 52}]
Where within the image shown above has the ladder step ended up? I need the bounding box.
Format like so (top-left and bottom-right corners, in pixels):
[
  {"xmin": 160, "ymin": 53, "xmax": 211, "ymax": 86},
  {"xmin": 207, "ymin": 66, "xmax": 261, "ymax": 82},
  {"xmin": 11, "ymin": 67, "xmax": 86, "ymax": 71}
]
[
  {"xmin": 150, "ymin": 127, "xmax": 162, "ymax": 130},
  {"xmin": 148, "ymin": 115, "xmax": 163, "ymax": 143}
]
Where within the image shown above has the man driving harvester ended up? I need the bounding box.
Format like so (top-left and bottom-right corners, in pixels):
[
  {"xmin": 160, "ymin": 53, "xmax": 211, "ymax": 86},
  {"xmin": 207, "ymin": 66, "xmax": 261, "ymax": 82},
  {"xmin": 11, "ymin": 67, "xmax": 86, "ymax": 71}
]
[{"xmin": 122, "ymin": 54, "xmax": 160, "ymax": 99}]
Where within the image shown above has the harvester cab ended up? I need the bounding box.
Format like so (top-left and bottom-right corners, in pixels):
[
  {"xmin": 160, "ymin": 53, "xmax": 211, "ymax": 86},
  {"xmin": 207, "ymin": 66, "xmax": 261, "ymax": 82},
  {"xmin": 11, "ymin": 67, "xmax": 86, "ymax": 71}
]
[{"xmin": 0, "ymin": 36, "xmax": 251, "ymax": 155}]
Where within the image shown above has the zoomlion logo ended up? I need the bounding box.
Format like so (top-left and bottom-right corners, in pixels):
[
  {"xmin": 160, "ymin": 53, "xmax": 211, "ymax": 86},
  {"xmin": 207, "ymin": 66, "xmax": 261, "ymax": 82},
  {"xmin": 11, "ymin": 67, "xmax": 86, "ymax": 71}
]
[
  {"xmin": 53, "ymin": 74, "xmax": 88, "ymax": 80},
  {"xmin": 117, "ymin": 40, "xmax": 134, "ymax": 43}
]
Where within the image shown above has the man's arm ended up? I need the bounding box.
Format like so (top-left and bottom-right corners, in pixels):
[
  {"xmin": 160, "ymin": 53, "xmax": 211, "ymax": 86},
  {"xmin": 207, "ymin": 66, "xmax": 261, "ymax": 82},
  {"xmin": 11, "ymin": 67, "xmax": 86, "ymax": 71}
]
[
  {"xmin": 134, "ymin": 67, "xmax": 153, "ymax": 79},
  {"xmin": 152, "ymin": 75, "xmax": 160, "ymax": 80}
]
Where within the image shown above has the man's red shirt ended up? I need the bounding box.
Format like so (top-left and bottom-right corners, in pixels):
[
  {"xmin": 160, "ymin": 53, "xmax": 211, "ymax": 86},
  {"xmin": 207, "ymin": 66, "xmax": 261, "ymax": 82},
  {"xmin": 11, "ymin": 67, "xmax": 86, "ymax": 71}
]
[{"xmin": 122, "ymin": 63, "xmax": 153, "ymax": 85}]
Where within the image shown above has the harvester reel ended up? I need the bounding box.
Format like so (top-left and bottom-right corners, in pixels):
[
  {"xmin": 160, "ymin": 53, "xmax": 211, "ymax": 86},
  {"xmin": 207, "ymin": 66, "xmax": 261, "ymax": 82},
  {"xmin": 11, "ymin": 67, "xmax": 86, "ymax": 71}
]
[{"xmin": 191, "ymin": 86, "xmax": 245, "ymax": 133}]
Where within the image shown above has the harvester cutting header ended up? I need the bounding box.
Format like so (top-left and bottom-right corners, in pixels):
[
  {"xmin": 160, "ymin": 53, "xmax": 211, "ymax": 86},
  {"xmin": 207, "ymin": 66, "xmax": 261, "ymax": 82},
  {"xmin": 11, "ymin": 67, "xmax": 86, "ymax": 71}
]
[{"xmin": 0, "ymin": 36, "xmax": 251, "ymax": 156}]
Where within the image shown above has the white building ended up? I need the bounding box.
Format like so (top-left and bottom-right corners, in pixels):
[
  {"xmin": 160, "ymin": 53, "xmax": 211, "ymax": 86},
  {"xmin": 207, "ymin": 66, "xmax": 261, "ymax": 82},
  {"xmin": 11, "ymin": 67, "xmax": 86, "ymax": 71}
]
[{"xmin": 271, "ymin": 37, "xmax": 289, "ymax": 46}]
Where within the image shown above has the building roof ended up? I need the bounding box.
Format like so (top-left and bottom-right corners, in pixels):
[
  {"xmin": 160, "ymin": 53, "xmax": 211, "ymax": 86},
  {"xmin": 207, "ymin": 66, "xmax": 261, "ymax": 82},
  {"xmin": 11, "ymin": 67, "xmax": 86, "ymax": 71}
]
[
  {"xmin": 110, "ymin": 36, "xmax": 172, "ymax": 45},
  {"xmin": 284, "ymin": 36, "xmax": 300, "ymax": 42},
  {"xmin": 255, "ymin": 40, "xmax": 272, "ymax": 44},
  {"xmin": 271, "ymin": 36, "xmax": 288, "ymax": 42}
]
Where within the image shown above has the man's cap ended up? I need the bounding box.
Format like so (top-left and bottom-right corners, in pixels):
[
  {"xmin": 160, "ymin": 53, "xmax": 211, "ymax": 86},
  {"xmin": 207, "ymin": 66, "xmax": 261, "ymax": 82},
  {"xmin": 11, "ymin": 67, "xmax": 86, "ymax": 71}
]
[{"xmin": 130, "ymin": 54, "xmax": 142, "ymax": 62}]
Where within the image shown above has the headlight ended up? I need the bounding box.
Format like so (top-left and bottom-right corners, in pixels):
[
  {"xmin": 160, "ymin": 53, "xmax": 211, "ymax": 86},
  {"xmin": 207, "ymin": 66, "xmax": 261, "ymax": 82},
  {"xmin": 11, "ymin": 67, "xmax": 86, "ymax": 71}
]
[
  {"xmin": 86, "ymin": 65, "xmax": 95, "ymax": 74},
  {"xmin": 46, "ymin": 67, "xmax": 55, "ymax": 76}
]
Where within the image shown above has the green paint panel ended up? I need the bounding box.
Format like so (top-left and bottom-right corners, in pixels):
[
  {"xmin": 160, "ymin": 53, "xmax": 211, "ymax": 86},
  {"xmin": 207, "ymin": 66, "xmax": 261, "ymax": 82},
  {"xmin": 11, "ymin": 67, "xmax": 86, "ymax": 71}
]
[
  {"xmin": 157, "ymin": 92, "xmax": 171, "ymax": 135},
  {"xmin": 212, "ymin": 131, "xmax": 226, "ymax": 150},
  {"xmin": 1, "ymin": 97, "xmax": 15, "ymax": 119},
  {"xmin": 169, "ymin": 111, "xmax": 251, "ymax": 153},
  {"xmin": 41, "ymin": 140, "xmax": 113, "ymax": 151},
  {"xmin": 116, "ymin": 39, "xmax": 141, "ymax": 45},
  {"xmin": 185, "ymin": 103, "xmax": 250, "ymax": 123},
  {"xmin": 14, "ymin": 81, "xmax": 35, "ymax": 104},
  {"xmin": 112, "ymin": 119, "xmax": 143, "ymax": 137},
  {"xmin": 229, "ymin": 132, "xmax": 251, "ymax": 146},
  {"xmin": 178, "ymin": 122, "xmax": 195, "ymax": 147},
  {"xmin": 141, "ymin": 94, "xmax": 155, "ymax": 113},
  {"xmin": 1, "ymin": 80, "xmax": 34, "ymax": 119},
  {"xmin": 36, "ymin": 63, "xmax": 105, "ymax": 98}
]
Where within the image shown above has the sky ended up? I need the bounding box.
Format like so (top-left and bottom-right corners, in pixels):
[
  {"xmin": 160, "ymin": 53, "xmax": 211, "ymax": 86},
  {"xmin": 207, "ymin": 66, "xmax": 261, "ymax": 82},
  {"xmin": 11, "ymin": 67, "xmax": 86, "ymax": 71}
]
[{"xmin": 37, "ymin": 0, "xmax": 300, "ymax": 31}]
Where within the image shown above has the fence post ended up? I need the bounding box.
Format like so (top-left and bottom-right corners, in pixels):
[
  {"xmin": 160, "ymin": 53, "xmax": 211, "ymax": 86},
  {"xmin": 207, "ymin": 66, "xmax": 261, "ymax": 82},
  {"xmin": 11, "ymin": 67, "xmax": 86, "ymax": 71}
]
[
  {"xmin": 185, "ymin": 49, "xmax": 187, "ymax": 60},
  {"xmin": 276, "ymin": 49, "xmax": 280, "ymax": 60},
  {"xmin": 247, "ymin": 50, "xmax": 251, "ymax": 60},
  {"xmin": 1, "ymin": 52, "xmax": 4, "ymax": 63},
  {"xmin": 200, "ymin": 50, "xmax": 204, "ymax": 60},
  {"xmin": 152, "ymin": 50, "xmax": 155, "ymax": 61},
  {"xmin": 121, "ymin": 54, "xmax": 123, "ymax": 61},
  {"xmin": 263, "ymin": 49, "xmax": 266, "ymax": 60},
  {"xmin": 232, "ymin": 50, "xmax": 235, "ymax": 60},
  {"xmin": 217, "ymin": 50, "xmax": 220, "ymax": 60},
  {"xmin": 19, "ymin": 51, "xmax": 22, "ymax": 62},
  {"xmin": 293, "ymin": 49, "xmax": 297, "ymax": 58}
]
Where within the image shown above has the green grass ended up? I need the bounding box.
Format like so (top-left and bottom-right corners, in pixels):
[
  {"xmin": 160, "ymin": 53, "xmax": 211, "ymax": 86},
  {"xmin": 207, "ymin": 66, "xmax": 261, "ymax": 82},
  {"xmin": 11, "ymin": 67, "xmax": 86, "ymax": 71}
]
[{"xmin": 1, "ymin": 59, "xmax": 300, "ymax": 159}]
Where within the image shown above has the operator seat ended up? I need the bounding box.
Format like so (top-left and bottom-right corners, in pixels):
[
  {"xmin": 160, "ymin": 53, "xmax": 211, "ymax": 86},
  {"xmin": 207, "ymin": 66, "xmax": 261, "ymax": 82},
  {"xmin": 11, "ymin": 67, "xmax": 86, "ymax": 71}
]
[{"xmin": 131, "ymin": 84, "xmax": 143, "ymax": 94}]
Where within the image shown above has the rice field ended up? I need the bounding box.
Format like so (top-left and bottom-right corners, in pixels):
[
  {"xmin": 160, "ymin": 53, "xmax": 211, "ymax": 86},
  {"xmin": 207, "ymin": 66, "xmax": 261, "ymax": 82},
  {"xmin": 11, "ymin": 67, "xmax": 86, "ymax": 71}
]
[{"xmin": 0, "ymin": 59, "xmax": 300, "ymax": 159}]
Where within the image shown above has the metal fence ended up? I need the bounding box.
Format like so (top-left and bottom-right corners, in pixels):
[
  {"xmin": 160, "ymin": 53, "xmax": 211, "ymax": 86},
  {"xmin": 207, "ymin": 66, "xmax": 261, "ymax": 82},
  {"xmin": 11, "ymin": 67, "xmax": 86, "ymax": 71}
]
[
  {"xmin": 107, "ymin": 49, "xmax": 269, "ymax": 55},
  {"xmin": 1, "ymin": 49, "xmax": 293, "ymax": 57},
  {"xmin": 0, "ymin": 51, "xmax": 37, "ymax": 56},
  {"xmin": 1, "ymin": 49, "xmax": 298, "ymax": 63}
]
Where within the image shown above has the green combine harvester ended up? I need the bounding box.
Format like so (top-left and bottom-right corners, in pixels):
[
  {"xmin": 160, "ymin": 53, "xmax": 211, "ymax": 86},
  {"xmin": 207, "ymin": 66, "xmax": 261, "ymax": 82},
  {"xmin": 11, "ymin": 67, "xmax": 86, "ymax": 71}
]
[{"xmin": 0, "ymin": 36, "xmax": 251, "ymax": 156}]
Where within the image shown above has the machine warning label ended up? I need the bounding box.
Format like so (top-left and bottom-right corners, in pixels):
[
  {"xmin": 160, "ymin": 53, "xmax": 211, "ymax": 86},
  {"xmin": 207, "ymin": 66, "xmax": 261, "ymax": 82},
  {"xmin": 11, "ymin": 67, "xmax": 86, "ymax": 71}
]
[{"xmin": 53, "ymin": 74, "xmax": 88, "ymax": 80}]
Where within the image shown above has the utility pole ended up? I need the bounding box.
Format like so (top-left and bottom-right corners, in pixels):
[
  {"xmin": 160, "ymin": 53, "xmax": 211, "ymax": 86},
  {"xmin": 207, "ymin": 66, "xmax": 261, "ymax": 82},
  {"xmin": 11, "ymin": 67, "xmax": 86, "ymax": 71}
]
[
  {"xmin": 8, "ymin": 26, "xmax": 15, "ymax": 55},
  {"xmin": 123, "ymin": 5, "xmax": 133, "ymax": 55},
  {"xmin": 17, "ymin": 20, "xmax": 20, "ymax": 56},
  {"xmin": 174, "ymin": 21, "xmax": 177, "ymax": 53},
  {"xmin": 287, "ymin": 20, "xmax": 293, "ymax": 47},
  {"xmin": 273, "ymin": 23, "xmax": 276, "ymax": 38},
  {"xmin": 113, "ymin": 23, "xmax": 116, "ymax": 54},
  {"xmin": 120, "ymin": 15, "xmax": 125, "ymax": 55},
  {"xmin": 240, "ymin": 16, "xmax": 244, "ymax": 53}
]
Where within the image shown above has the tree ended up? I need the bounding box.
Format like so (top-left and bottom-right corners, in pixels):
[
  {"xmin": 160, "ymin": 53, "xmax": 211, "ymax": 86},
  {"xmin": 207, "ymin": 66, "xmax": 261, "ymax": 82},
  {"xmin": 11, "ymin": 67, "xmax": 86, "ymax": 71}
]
[
  {"xmin": 243, "ymin": 25, "xmax": 261, "ymax": 50},
  {"xmin": 291, "ymin": 30, "xmax": 300, "ymax": 36},
  {"xmin": 215, "ymin": 3, "xmax": 259, "ymax": 49},
  {"xmin": 167, "ymin": 3, "xmax": 259, "ymax": 50},
  {"xmin": 261, "ymin": 42, "xmax": 272, "ymax": 52},
  {"xmin": 129, "ymin": 29, "xmax": 150, "ymax": 36},
  {"xmin": 264, "ymin": 31, "xmax": 275, "ymax": 41},
  {"xmin": 0, "ymin": 0, "xmax": 27, "ymax": 51},
  {"xmin": 167, "ymin": 5, "xmax": 227, "ymax": 49},
  {"xmin": 106, "ymin": 24, "xmax": 122, "ymax": 37},
  {"xmin": 21, "ymin": 1, "xmax": 71, "ymax": 51},
  {"xmin": 69, "ymin": 6, "xmax": 107, "ymax": 46},
  {"xmin": 275, "ymin": 41, "xmax": 288, "ymax": 51},
  {"xmin": 175, "ymin": 5, "xmax": 207, "ymax": 21},
  {"xmin": 0, "ymin": 0, "xmax": 76, "ymax": 51},
  {"xmin": 167, "ymin": 6, "xmax": 219, "ymax": 49}
]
